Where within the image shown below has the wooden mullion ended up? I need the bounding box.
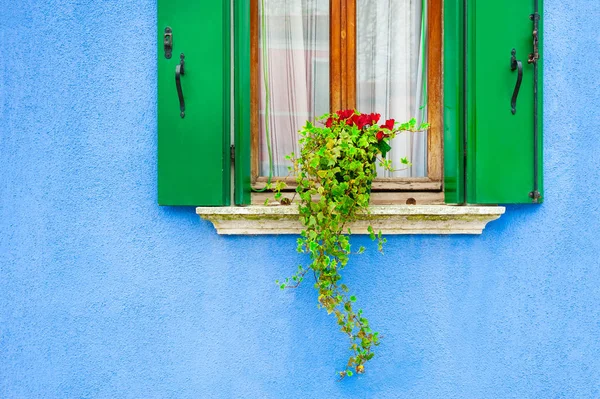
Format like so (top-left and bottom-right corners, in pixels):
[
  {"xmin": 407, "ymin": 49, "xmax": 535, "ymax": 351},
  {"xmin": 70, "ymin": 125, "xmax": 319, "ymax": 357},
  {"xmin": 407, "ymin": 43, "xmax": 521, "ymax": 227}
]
[
  {"xmin": 340, "ymin": 0, "xmax": 347, "ymax": 105},
  {"xmin": 427, "ymin": 0, "xmax": 444, "ymax": 182},
  {"xmin": 331, "ymin": 0, "xmax": 356, "ymax": 110}
]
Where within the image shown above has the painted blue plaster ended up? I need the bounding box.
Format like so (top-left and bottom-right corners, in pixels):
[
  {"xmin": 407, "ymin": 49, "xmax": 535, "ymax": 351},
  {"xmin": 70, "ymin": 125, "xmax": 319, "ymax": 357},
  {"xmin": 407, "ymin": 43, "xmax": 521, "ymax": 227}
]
[{"xmin": 1, "ymin": 1, "xmax": 600, "ymax": 398}]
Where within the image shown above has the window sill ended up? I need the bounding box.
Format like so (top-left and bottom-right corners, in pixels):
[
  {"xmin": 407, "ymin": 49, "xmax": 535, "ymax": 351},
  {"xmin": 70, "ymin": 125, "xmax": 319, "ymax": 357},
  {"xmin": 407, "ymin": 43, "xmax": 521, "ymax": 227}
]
[{"xmin": 196, "ymin": 205, "xmax": 505, "ymax": 235}]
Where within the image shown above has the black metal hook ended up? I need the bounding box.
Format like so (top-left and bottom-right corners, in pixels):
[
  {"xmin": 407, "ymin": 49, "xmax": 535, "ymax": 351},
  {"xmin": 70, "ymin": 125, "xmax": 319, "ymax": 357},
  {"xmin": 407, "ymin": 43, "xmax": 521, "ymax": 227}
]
[
  {"xmin": 164, "ymin": 27, "xmax": 173, "ymax": 59},
  {"xmin": 175, "ymin": 53, "xmax": 185, "ymax": 118},
  {"xmin": 510, "ymin": 48, "xmax": 523, "ymax": 115}
]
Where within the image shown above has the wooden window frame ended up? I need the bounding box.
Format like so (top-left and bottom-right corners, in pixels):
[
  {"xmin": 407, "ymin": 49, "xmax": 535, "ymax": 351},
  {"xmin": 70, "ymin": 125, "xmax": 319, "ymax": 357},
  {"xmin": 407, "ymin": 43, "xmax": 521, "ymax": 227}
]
[{"xmin": 250, "ymin": 0, "xmax": 444, "ymax": 205}]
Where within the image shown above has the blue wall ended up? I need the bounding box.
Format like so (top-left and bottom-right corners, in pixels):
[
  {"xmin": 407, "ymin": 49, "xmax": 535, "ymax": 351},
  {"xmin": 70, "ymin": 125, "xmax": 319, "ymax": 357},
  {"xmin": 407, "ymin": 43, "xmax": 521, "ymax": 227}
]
[{"xmin": 1, "ymin": 1, "xmax": 599, "ymax": 398}]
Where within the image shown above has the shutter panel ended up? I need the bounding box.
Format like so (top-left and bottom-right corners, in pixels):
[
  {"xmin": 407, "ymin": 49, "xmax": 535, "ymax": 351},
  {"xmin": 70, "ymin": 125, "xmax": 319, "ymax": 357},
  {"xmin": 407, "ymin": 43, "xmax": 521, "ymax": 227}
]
[
  {"xmin": 158, "ymin": 0, "xmax": 231, "ymax": 206},
  {"xmin": 466, "ymin": 1, "xmax": 543, "ymax": 204}
]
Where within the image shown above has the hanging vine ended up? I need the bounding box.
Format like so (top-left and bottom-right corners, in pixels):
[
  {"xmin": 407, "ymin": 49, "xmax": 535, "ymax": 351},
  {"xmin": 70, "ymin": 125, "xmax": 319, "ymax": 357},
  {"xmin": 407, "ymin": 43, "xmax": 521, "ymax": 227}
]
[{"xmin": 272, "ymin": 110, "xmax": 428, "ymax": 377}]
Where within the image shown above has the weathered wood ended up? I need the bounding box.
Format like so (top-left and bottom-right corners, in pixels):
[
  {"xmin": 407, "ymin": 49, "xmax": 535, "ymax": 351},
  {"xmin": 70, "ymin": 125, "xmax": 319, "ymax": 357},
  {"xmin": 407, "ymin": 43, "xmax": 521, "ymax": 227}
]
[
  {"xmin": 252, "ymin": 176, "xmax": 442, "ymax": 192},
  {"xmin": 427, "ymin": 0, "xmax": 444, "ymax": 182},
  {"xmin": 251, "ymin": 191, "xmax": 444, "ymax": 206},
  {"xmin": 368, "ymin": 191, "xmax": 444, "ymax": 205}
]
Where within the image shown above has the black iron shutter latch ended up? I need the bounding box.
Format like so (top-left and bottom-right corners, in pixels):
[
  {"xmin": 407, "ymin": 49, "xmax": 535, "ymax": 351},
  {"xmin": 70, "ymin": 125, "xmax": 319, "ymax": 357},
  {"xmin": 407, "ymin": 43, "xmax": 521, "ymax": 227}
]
[{"xmin": 528, "ymin": 3, "xmax": 541, "ymax": 203}]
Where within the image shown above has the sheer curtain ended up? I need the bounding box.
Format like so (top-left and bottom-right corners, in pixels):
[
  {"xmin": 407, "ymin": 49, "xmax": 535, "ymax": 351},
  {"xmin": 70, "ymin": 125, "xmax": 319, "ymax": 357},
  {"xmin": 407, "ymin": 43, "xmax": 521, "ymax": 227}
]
[
  {"xmin": 259, "ymin": 0, "xmax": 426, "ymax": 178},
  {"xmin": 357, "ymin": 0, "xmax": 427, "ymax": 177},
  {"xmin": 258, "ymin": 0, "xmax": 330, "ymax": 176}
]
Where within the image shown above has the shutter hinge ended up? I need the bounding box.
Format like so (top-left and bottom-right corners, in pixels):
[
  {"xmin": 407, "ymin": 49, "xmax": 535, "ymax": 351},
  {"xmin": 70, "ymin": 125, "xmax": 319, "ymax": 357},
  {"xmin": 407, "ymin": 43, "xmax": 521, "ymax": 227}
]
[
  {"xmin": 529, "ymin": 190, "xmax": 541, "ymax": 203},
  {"xmin": 530, "ymin": 4, "xmax": 541, "ymax": 204},
  {"xmin": 230, "ymin": 144, "xmax": 235, "ymax": 163},
  {"xmin": 528, "ymin": 13, "xmax": 541, "ymax": 64},
  {"xmin": 163, "ymin": 27, "xmax": 173, "ymax": 59}
]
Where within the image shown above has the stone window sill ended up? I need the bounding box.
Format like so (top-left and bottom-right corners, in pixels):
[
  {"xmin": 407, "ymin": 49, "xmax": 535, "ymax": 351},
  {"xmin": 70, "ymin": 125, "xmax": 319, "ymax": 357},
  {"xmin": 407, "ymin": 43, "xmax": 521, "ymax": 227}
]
[{"xmin": 196, "ymin": 205, "xmax": 505, "ymax": 235}]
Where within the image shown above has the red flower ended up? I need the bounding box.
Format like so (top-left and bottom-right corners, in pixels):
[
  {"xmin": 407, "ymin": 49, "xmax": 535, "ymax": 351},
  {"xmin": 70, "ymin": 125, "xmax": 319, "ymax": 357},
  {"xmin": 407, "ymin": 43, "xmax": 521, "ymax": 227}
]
[
  {"xmin": 369, "ymin": 113, "xmax": 381, "ymax": 125},
  {"xmin": 336, "ymin": 109, "xmax": 354, "ymax": 120},
  {"xmin": 376, "ymin": 131, "xmax": 388, "ymax": 141},
  {"xmin": 383, "ymin": 119, "xmax": 395, "ymax": 130},
  {"xmin": 350, "ymin": 114, "xmax": 371, "ymax": 130},
  {"xmin": 325, "ymin": 117, "xmax": 333, "ymax": 128},
  {"xmin": 347, "ymin": 114, "xmax": 358, "ymax": 127}
]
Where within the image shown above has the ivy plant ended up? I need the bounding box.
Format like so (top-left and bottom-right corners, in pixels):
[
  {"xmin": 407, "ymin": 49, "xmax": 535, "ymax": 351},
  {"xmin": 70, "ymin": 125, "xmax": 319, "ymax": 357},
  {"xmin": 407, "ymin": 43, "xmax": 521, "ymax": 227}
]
[{"xmin": 272, "ymin": 110, "xmax": 428, "ymax": 378}]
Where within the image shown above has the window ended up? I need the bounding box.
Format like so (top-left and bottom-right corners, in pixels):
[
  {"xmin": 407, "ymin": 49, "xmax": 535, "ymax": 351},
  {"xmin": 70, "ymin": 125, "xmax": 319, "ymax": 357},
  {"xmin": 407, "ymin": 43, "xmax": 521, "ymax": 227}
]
[
  {"xmin": 249, "ymin": 0, "xmax": 444, "ymax": 206},
  {"xmin": 157, "ymin": 0, "xmax": 543, "ymax": 208}
]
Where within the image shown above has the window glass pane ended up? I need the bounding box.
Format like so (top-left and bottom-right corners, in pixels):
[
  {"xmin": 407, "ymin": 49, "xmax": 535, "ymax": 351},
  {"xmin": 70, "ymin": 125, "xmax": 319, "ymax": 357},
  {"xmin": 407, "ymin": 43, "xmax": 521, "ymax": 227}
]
[
  {"xmin": 357, "ymin": 0, "xmax": 427, "ymax": 177},
  {"xmin": 259, "ymin": 0, "xmax": 330, "ymax": 176}
]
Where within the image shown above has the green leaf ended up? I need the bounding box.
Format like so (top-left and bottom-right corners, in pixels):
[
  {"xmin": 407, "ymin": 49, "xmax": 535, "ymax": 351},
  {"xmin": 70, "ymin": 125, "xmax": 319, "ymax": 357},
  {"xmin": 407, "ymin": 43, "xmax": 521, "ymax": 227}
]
[
  {"xmin": 367, "ymin": 225, "xmax": 375, "ymax": 240},
  {"xmin": 350, "ymin": 296, "xmax": 357, "ymax": 302},
  {"xmin": 309, "ymin": 156, "xmax": 320, "ymax": 169},
  {"xmin": 377, "ymin": 140, "xmax": 392, "ymax": 158}
]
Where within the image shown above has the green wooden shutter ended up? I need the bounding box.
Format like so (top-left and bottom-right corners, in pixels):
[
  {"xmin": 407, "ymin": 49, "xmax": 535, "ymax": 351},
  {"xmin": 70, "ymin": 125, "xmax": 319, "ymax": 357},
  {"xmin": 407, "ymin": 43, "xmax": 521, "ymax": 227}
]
[
  {"xmin": 445, "ymin": 1, "xmax": 543, "ymax": 204},
  {"xmin": 158, "ymin": 0, "xmax": 231, "ymax": 206}
]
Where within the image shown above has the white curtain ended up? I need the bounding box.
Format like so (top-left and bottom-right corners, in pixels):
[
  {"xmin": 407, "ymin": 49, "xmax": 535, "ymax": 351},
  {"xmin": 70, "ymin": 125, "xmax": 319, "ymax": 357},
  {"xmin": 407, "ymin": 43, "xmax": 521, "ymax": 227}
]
[
  {"xmin": 357, "ymin": 0, "xmax": 427, "ymax": 177},
  {"xmin": 259, "ymin": 0, "xmax": 427, "ymax": 178},
  {"xmin": 259, "ymin": 0, "xmax": 330, "ymax": 176}
]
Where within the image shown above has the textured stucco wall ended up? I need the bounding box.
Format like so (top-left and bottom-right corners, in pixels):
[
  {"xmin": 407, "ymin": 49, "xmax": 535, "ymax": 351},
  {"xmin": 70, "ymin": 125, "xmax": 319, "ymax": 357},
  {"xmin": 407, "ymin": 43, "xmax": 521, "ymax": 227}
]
[{"xmin": 1, "ymin": 1, "xmax": 600, "ymax": 398}]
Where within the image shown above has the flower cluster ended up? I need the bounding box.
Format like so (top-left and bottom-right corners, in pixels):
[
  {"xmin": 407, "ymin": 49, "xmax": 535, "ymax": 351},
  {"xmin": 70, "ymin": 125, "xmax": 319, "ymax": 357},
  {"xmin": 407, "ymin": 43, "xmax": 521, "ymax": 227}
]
[
  {"xmin": 325, "ymin": 109, "xmax": 383, "ymax": 130},
  {"xmin": 325, "ymin": 109, "xmax": 396, "ymax": 158},
  {"xmin": 325, "ymin": 109, "xmax": 395, "ymax": 137}
]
